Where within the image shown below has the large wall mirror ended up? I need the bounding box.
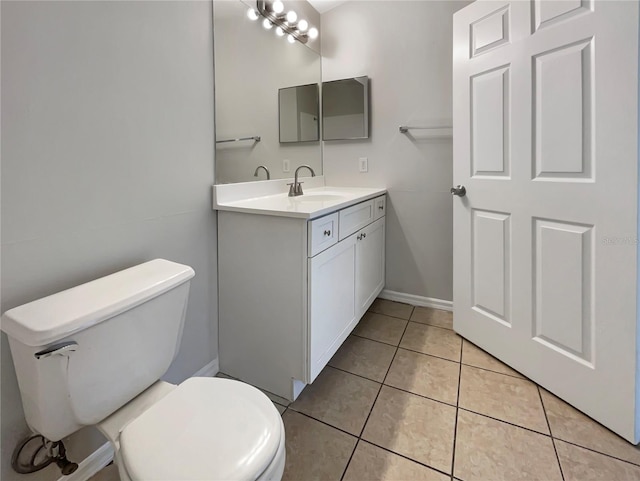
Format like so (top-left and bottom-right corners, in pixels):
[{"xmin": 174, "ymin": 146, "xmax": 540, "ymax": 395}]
[
  {"xmin": 279, "ymin": 84, "xmax": 319, "ymax": 143},
  {"xmin": 214, "ymin": 0, "xmax": 322, "ymax": 184}
]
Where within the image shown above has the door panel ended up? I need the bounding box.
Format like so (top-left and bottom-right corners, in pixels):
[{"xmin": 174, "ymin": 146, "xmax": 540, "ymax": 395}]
[
  {"xmin": 472, "ymin": 210, "xmax": 511, "ymax": 326},
  {"xmin": 533, "ymin": 39, "xmax": 593, "ymax": 180},
  {"xmin": 470, "ymin": 5, "xmax": 510, "ymax": 57},
  {"xmin": 533, "ymin": 0, "xmax": 592, "ymax": 32},
  {"xmin": 533, "ymin": 218, "xmax": 593, "ymax": 364},
  {"xmin": 356, "ymin": 217, "xmax": 386, "ymax": 315},
  {"xmin": 453, "ymin": 0, "xmax": 639, "ymax": 442},
  {"xmin": 308, "ymin": 236, "xmax": 356, "ymax": 382},
  {"xmin": 471, "ymin": 66, "xmax": 510, "ymax": 177}
]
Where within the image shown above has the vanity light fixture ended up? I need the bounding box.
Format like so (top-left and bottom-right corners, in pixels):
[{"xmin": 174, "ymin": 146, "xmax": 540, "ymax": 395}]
[
  {"xmin": 286, "ymin": 10, "xmax": 297, "ymax": 24},
  {"xmin": 252, "ymin": 1, "xmax": 318, "ymax": 45},
  {"xmin": 247, "ymin": 7, "xmax": 260, "ymax": 21},
  {"xmin": 272, "ymin": 0, "xmax": 284, "ymax": 14}
]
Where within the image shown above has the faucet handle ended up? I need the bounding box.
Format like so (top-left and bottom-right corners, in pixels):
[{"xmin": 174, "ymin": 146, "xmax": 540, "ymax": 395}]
[
  {"xmin": 287, "ymin": 182, "xmax": 296, "ymax": 197},
  {"xmin": 294, "ymin": 182, "xmax": 304, "ymax": 195}
]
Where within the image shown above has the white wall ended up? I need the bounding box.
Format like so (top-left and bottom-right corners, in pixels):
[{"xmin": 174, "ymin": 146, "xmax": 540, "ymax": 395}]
[
  {"xmin": 1, "ymin": 1, "xmax": 216, "ymax": 479},
  {"xmin": 321, "ymin": 0, "xmax": 470, "ymax": 302}
]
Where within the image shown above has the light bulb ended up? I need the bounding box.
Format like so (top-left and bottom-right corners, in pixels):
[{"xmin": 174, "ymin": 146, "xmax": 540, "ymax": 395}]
[
  {"xmin": 272, "ymin": 0, "xmax": 284, "ymax": 14},
  {"xmin": 308, "ymin": 27, "xmax": 318, "ymax": 39},
  {"xmin": 246, "ymin": 8, "xmax": 259, "ymax": 20},
  {"xmin": 287, "ymin": 34, "xmax": 295, "ymax": 44},
  {"xmin": 275, "ymin": 26, "xmax": 284, "ymax": 37},
  {"xmin": 297, "ymin": 19, "xmax": 308, "ymax": 32},
  {"xmin": 262, "ymin": 18, "xmax": 273, "ymax": 29},
  {"xmin": 286, "ymin": 10, "xmax": 297, "ymax": 23}
]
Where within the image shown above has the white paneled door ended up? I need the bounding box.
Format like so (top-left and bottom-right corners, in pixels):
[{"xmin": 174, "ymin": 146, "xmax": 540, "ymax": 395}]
[{"xmin": 453, "ymin": 0, "xmax": 639, "ymax": 442}]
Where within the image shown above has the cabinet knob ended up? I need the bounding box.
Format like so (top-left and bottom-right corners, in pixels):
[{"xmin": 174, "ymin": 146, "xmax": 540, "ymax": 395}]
[
  {"xmin": 324, "ymin": 230, "xmax": 331, "ymax": 236},
  {"xmin": 378, "ymin": 205, "xmax": 384, "ymax": 210}
]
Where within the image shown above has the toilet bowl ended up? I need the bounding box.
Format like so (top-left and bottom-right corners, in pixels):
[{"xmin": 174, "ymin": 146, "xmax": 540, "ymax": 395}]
[
  {"xmin": 2, "ymin": 259, "xmax": 285, "ymax": 480},
  {"xmin": 104, "ymin": 378, "xmax": 286, "ymax": 481}
]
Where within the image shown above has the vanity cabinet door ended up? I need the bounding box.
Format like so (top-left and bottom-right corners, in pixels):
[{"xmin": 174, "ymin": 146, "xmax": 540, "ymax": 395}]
[
  {"xmin": 355, "ymin": 217, "xmax": 386, "ymax": 316},
  {"xmin": 308, "ymin": 235, "xmax": 357, "ymax": 382}
]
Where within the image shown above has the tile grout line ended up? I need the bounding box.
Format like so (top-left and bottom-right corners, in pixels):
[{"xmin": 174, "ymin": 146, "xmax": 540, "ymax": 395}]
[
  {"xmin": 537, "ymin": 386, "xmax": 566, "ymax": 481},
  {"xmin": 337, "ymin": 370, "xmax": 382, "ymax": 481},
  {"xmin": 329, "ymin": 364, "xmax": 398, "ymax": 386},
  {"xmin": 239, "ymin": 361, "xmax": 640, "ymax": 471},
  {"xmin": 352, "ymin": 331, "xmax": 459, "ymax": 363},
  {"xmin": 293, "ymin": 409, "xmax": 362, "ymax": 440},
  {"xmin": 551, "ymin": 437, "xmax": 640, "ymax": 469},
  {"xmin": 406, "ymin": 320, "xmax": 457, "ymax": 333},
  {"xmin": 360, "ymin": 439, "xmax": 456, "ymax": 479},
  {"xmin": 349, "ymin": 331, "xmax": 528, "ymax": 381},
  {"xmin": 328, "ymin": 359, "xmax": 554, "ymax": 439},
  {"xmin": 338, "ymin": 306, "xmax": 414, "ymax": 481},
  {"xmin": 286, "ymin": 301, "xmax": 640, "ymax": 477},
  {"xmin": 338, "ymin": 438, "xmax": 360, "ymax": 481},
  {"xmin": 293, "ymin": 394, "xmax": 640, "ymax": 473},
  {"xmin": 368, "ymin": 307, "xmax": 415, "ymax": 322},
  {"xmin": 450, "ymin": 333, "xmax": 464, "ymax": 479},
  {"xmin": 350, "ymin": 331, "xmax": 407, "ymax": 348},
  {"xmin": 325, "ymin": 339, "xmax": 573, "ymax": 439},
  {"xmin": 317, "ymin": 375, "xmax": 640, "ymax": 467},
  {"xmin": 333, "ymin": 382, "xmax": 640, "ymax": 472}
]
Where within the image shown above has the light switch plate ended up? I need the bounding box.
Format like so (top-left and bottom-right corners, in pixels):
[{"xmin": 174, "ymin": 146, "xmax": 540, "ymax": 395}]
[
  {"xmin": 283, "ymin": 159, "xmax": 290, "ymax": 172},
  {"xmin": 359, "ymin": 157, "xmax": 368, "ymax": 173}
]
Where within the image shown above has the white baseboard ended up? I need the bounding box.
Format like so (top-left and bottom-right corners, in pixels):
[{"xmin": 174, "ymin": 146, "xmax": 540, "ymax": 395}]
[
  {"xmin": 58, "ymin": 357, "xmax": 220, "ymax": 481},
  {"xmin": 58, "ymin": 442, "xmax": 114, "ymax": 481},
  {"xmin": 379, "ymin": 289, "xmax": 453, "ymax": 312},
  {"xmin": 191, "ymin": 356, "xmax": 219, "ymax": 377}
]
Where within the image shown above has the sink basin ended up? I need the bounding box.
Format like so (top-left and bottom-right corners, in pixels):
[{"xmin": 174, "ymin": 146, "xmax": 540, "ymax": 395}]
[{"xmin": 292, "ymin": 193, "xmax": 347, "ymax": 203}]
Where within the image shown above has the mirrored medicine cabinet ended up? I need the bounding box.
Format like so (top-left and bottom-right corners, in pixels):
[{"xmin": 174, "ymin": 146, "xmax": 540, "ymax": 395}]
[{"xmin": 321, "ymin": 76, "xmax": 370, "ymax": 141}]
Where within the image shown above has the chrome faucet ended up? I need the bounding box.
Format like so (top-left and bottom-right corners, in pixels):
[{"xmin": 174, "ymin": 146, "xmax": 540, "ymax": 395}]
[
  {"xmin": 288, "ymin": 165, "xmax": 316, "ymax": 196},
  {"xmin": 254, "ymin": 165, "xmax": 270, "ymax": 180}
]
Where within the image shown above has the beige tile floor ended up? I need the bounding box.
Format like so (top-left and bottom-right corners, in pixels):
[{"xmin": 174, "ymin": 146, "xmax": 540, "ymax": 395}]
[{"xmin": 90, "ymin": 299, "xmax": 640, "ymax": 481}]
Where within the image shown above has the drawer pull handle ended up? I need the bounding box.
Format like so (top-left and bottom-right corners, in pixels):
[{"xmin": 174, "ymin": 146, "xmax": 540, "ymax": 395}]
[
  {"xmin": 357, "ymin": 233, "xmax": 367, "ymax": 241},
  {"xmin": 324, "ymin": 230, "xmax": 331, "ymax": 236},
  {"xmin": 378, "ymin": 205, "xmax": 384, "ymax": 210}
]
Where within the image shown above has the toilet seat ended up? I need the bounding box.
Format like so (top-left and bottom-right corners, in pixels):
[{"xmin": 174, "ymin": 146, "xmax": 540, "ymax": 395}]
[{"xmin": 118, "ymin": 377, "xmax": 283, "ymax": 481}]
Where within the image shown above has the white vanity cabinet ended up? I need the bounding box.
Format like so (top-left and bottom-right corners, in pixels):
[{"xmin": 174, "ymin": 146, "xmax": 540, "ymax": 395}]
[
  {"xmin": 308, "ymin": 214, "xmax": 385, "ymax": 382},
  {"xmin": 217, "ymin": 192, "xmax": 386, "ymax": 401}
]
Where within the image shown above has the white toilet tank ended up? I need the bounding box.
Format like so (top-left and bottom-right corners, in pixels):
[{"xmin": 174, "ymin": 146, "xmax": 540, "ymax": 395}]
[{"xmin": 1, "ymin": 259, "xmax": 195, "ymax": 442}]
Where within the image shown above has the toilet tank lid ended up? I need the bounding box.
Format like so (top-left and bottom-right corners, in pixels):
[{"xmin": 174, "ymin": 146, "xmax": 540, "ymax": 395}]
[{"xmin": 1, "ymin": 259, "xmax": 195, "ymax": 347}]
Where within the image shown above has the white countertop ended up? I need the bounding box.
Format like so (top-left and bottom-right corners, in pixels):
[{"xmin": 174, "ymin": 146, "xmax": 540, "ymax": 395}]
[{"xmin": 214, "ymin": 183, "xmax": 387, "ymax": 219}]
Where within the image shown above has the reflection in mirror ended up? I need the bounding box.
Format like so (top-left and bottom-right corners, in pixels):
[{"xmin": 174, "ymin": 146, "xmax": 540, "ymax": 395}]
[
  {"xmin": 214, "ymin": 0, "xmax": 322, "ymax": 184},
  {"xmin": 279, "ymin": 84, "xmax": 319, "ymax": 143},
  {"xmin": 322, "ymin": 76, "xmax": 370, "ymax": 141}
]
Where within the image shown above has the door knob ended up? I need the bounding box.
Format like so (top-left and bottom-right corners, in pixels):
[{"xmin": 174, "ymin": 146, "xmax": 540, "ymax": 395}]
[{"xmin": 450, "ymin": 185, "xmax": 466, "ymax": 197}]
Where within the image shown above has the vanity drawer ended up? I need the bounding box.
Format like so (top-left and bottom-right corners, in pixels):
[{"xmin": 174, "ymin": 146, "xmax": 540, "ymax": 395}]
[
  {"xmin": 308, "ymin": 213, "xmax": 339, "ymax": 257},
  {"xmin": 339, "ymin": 199, "xmax": 374, "ymax": 240},
  {"xmin": 373, "ymin": 195, "xmax": 386, "ymax": 220}
]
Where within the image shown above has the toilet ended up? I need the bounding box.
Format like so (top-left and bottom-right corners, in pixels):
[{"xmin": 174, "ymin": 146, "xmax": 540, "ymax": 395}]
[{"xmin": 2, "ymin": 259, "xmax": 285, "ymax": 480}]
